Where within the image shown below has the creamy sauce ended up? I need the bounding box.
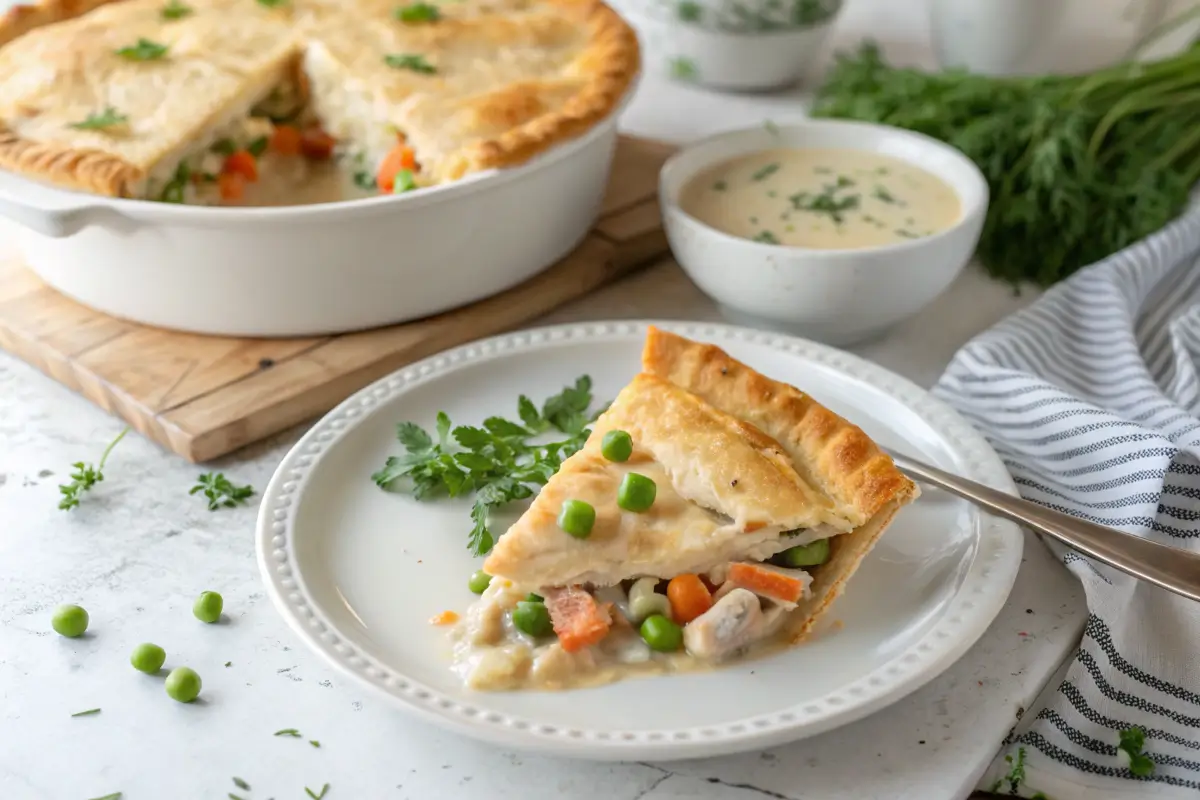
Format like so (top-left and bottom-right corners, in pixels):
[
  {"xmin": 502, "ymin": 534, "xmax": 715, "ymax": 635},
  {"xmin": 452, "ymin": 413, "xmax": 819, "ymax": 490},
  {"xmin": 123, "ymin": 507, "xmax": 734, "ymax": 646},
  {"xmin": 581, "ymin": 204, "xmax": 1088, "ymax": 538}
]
[
  {"xmin": 680, "ymin": 148, "xmax": 962, "ymax": 250},
  {"xmin": 235, "ymin": 156, "xmax": 375, "ymax": 207}
]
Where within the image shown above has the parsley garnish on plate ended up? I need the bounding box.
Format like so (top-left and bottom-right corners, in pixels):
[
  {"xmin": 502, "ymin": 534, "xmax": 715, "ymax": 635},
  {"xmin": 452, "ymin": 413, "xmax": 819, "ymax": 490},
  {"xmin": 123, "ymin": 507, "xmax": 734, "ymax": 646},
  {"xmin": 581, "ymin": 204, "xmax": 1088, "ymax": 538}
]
[
  {"xmin": 274, "ymin": 727, "xmax": 302, "ymax": 737},
  {"xmin": 189, "ymin": 472, "xmax": 255, "ymax": 511},
  {"xmin": 232, "ymin": 777, "xmax": 250, "ymax": 791},
  {"xmin": 161, "ymin": 0, "xmax": 193, "ymax": 19},
  {"xmin": 384, "ymin": 53, "xmax": 437, "ymax": 74},
  {"xmin": 305, "ymin": 783, "xmax": 330, "ymax": 799},
  {"xmin": 58, "ymin": 427, "xmax": 130, "ymax": 510},
  {"xmin": 69, "ymin": 107, "xmax": 129, "ymax": 132},
  {"xmin": 115, "ymin": 38, "xmax": 169, "ymax": 61},
  {"xmin": 396, "ymin": 2, "xmax": 441, "ymax": 22},
  {"xmin": 71, "ymin": 708, "xmax": 102, "ymax": 717},
  {"xmin": 86, "ymin": 794, "xmax": 122, "ymax": 800},
  {"xmin": 1118, "ymin": 726, "xmax": 1155, "ymax": 777},
  {"xmin": 371, "ymin": 377, "xmax": 605, "ymax": 555}
]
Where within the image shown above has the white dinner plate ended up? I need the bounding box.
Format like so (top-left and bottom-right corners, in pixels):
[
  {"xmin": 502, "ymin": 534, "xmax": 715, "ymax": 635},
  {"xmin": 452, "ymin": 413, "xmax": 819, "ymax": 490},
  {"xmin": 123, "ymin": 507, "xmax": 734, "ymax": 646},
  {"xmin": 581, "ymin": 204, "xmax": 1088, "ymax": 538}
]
[{"xmin": 255, "ymin": 320, "xmax": 1023, "ymax": 760}]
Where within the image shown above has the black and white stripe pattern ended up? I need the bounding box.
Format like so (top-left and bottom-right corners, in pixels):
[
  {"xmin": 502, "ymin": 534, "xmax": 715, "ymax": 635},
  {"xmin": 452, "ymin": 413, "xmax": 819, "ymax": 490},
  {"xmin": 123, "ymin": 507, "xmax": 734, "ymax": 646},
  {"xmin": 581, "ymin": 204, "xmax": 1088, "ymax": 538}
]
[{"xmin": 934, "ymin": 194, "xmax": 1200, "ymax": 798}]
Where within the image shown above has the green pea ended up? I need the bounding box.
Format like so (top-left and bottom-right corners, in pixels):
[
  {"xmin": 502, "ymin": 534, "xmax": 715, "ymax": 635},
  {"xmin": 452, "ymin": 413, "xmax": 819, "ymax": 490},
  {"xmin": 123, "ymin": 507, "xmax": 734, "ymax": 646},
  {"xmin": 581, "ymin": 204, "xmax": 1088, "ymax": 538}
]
[
  {"xmin": 617, "ymin": 472, "xmax": 656, "ymax": 512},
  {"xmin": 51, "ymin": 604, "xmax": 89, "ymax": 638},
  {"xmin": 468, "ymin": 570, "xmax": 492, "ymax": 594},
  {"xmin": 512, "ymin": 600, "xmax": 553, "ymax": 638},
  {"xmin": 130, "ymin": 643, "xmax": 166, "ymax": 674},
  {"xmin": 192, "ymin": 591, "xmax": 223, "ymax": 623},
  {"xmin": 600, "ymin": 430, "xmax": 633, "ymax": 462},
  {"xmin": 557, "ymin": 499, "xmax": 596, "ymax": 539},
  {"xmin": 165, "ymin": 667, "xmax": 202, "ymax": 703},
  {"xmin": 525, "ymin": 593, "xmax": 544, "ymax": 603},
  {"xmin": 639, "ymin": 614, "xmax": 683, "ymax": 652},
  {"xmin": 772, "ymin": 538, "xmax": 831, "ymax": 568}
]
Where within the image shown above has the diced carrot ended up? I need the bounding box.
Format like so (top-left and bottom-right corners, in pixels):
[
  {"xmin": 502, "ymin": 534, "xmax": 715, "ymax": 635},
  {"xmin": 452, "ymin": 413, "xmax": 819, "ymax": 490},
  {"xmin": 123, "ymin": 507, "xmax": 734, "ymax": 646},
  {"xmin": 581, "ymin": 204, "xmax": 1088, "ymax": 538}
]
[
  {"xmin": 727, "ymin": 562, "xmax": 807, "ymax": 604},
  {"xmin": 376, "ymin": 144, "xmax": 418, "ymax": 193},
  {"xmin": 666, "ymin": 574, "xmax": 713, "ymax": 624},
  {"xmin": 270, "ymin": 124, "xmax": 303, "ymax": 156},
  {"xmin": 743, "ymin": 521, "xmax": 767, "ymax": 533},
  {"xmin": 300, "ymin": 127, "xmax": 336, "ymax": 160},
  {"xmin": 429, "ymin": 610, "xmax": 460, "ymax": 626},
  {"xmin": 222, "ymin": 150, "xmax": 258, "ymax": 182},
  {"xmin": 544, "ymin": 586, "xmax": 611, "ymax": 653},
  {"xmin": 217, "ymin": 171, "xmax": 246, "ymax": 202}
]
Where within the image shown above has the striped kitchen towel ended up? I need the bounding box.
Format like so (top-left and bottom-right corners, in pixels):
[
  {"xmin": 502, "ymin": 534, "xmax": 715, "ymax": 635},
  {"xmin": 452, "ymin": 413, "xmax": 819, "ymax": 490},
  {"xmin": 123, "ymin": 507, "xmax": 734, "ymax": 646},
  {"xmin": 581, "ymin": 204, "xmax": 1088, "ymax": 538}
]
[{"xmin": 933, "ymin": 195, "xmax": 1200, "ymax": 800}]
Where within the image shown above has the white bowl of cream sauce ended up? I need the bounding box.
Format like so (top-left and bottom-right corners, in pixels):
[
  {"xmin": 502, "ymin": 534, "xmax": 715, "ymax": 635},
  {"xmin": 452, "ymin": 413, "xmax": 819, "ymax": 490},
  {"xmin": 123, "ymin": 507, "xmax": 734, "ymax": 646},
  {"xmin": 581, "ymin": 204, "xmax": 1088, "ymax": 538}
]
[{"xmin": 660, "ymin": 121, "xmax": 989, "ymax": 346}]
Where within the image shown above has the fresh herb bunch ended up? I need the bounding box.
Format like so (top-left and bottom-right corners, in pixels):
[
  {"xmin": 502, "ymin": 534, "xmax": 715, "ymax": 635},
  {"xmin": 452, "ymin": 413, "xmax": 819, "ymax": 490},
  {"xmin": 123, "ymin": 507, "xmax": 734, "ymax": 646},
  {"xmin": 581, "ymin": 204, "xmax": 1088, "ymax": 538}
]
[
  {"xmin": 58, "ymin": 427, "xmax": 130, "ymax": 510},
  {"xmin": 811, "ymin": 41, "xmax": 1200, "ymax": 286},
  {"xmin": 372, "ymin": 376, "xmax": 604, "ymax": 555},
  {"xmin": 1118, "ymin": 725, "xmax": 1155, "ymax": 777},
  {"xmin": 189, "ymin": 472, "xmax": 255, "ymax": 511}
]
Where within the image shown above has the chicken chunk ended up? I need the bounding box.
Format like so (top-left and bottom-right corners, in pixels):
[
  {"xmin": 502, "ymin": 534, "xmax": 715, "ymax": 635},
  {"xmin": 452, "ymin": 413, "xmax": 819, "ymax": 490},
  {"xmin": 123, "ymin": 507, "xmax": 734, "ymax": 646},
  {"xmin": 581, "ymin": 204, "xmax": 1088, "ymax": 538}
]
[{"xmin": 683, "ymin": 588, "xmax": 768, "ymax": 660}]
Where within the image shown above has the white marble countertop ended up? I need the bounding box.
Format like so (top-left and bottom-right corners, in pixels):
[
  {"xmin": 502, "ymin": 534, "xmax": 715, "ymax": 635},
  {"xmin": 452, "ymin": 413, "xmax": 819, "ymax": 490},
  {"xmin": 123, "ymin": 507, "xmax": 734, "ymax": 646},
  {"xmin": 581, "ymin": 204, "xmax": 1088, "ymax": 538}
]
[{"xmin": 0, "ymin": 2, "xmax": 1093, "ymax": 798}]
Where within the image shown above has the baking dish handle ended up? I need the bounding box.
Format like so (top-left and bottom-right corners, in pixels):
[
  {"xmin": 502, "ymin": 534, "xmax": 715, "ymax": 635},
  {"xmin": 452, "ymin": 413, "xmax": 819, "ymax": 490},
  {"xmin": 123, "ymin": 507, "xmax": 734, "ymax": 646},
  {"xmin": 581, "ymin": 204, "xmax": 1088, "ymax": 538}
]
[{"xmin": 0, "ymin": 189, "xmax": 102, "ymax": 238}]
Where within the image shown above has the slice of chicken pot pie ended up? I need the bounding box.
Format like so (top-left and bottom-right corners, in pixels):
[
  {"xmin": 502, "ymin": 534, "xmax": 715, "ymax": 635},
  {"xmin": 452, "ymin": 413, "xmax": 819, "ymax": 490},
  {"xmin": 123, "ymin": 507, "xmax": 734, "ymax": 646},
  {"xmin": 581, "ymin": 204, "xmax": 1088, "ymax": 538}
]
[{"xmin": 451, "ymin": 332, "xmax": 918, "ymax": 691}]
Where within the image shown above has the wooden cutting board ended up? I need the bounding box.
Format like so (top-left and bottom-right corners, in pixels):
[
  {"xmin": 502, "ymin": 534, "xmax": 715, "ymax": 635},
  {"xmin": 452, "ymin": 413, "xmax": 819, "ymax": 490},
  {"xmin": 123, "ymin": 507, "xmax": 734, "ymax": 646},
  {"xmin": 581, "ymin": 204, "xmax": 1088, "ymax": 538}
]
[{"xmin": 0, "ymin": 135, "xmax": 675, "ymax": 463}]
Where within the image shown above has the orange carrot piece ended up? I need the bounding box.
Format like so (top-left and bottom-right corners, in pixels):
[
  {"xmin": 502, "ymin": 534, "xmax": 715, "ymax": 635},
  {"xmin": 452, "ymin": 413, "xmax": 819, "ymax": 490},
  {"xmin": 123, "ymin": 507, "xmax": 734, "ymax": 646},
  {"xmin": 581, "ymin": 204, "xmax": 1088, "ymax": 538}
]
[
  {"xmin": 429, "ymin": 610, "xmax": 460, "ymax": 626},
  {"xmin": 376, "ymin": 144, "xmax": 417, "ymax": 193},
  {"xmin": 300, "ymin": 127, "xmax": 336, "ymax": 160},
  {"xmin": 222, "ymin": 150, "xmax": 258, "ymax": 182},
  {"xmin": 666, "ymin": 574, "xmax": 713, "ymax": 624},
  {"xmin": 743, "ymin": 521, "xmax": 767, "ymax": 533},
  {"xmin": 270, "ymin": 124, "xmax": 303, "ymax": 156},
  {"xmin": 544, "ymin": 587, "xmax": 611, "ymax": 653},
  {"xmin": 217, "ymin": 171, "xmax": 245, "ymax": 202},
  {"xmin": 727, "ymin": 562, "xmax": 806, "ymax": 604}
]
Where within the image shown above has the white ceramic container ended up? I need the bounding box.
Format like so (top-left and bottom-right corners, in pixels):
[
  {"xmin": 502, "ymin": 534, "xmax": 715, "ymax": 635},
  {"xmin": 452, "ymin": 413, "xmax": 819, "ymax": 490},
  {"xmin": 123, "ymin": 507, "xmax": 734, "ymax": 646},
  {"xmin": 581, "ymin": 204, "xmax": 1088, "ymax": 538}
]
[
  {"xmin": 614, "ymin": 0, "xmax": 841, "ymax": 90},
  {"xmin": 660, "ymin": 121, "xmax": 989, "ymax": 346},
  {"xmin": 0, "ymin": 98, "xmax": 633, "ymax": 338}
]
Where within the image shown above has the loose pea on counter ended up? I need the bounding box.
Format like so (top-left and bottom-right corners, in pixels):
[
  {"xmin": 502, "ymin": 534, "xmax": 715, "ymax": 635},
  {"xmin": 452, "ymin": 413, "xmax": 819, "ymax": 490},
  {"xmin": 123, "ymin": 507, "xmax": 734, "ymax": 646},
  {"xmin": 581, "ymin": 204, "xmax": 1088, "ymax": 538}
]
[
  {"xmin": 130, "ymin": 643, "xmax": 167, "ymax": 674},
  {"xmin": 165, "ymin": 666, "xmax": 202, "ymax": 703},
  {"xmin": 192, "ymin": 590, "xmax": 223, "ymax": 623},
  {"xmin": 51, "ymin": 604, "xmax": 89, "ymax": 638}
]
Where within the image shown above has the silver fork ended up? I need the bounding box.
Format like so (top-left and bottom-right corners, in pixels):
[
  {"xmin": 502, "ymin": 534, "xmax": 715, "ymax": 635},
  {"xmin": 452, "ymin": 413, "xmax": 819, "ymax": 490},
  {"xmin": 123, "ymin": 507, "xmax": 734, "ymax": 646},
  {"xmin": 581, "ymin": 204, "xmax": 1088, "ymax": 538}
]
[{"xmin": 889, "ymin": 451, "xmax": 1200, "ymax": 603}]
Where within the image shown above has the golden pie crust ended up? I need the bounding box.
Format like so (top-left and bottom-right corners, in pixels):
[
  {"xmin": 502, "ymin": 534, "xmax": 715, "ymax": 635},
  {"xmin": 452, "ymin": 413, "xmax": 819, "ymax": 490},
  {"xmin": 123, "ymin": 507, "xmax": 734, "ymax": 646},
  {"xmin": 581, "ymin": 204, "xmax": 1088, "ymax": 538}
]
[{"xmin": 0, "ymin": 0, "xmax": 639, "ymax": 197}]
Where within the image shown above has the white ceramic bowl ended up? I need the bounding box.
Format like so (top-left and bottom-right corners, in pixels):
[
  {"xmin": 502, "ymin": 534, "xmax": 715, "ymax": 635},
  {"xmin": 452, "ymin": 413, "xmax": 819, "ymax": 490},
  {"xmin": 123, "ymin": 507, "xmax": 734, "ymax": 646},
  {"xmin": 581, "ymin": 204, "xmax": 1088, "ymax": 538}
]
[
  {"xmin": 0, "ymin": 92, "xmax": 634, "ymax": 338},
  {"xmin": 660, "ymin": 121, "xmax": 989, "ymax": 346},
  {"xmin": 617, "ymin": 2, "xmax": 840, "ymax": 90}
]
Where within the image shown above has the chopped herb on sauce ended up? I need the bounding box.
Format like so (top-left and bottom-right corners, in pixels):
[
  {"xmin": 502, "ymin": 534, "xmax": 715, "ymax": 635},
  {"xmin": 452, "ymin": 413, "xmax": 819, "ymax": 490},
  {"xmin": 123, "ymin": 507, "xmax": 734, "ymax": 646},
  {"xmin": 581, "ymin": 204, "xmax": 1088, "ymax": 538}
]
[
  {"xmin": 712, "ymin": 180, "xmax": 727, "ymax": 191},
  {"xmin": 876, "ymin": 166, "xmax": 889, "ymax": 175},
  {"xmin": 396, "ymin": 2, "xmax": 441, "ymax": 22},
  {"xmin": 247, "ymin": 136, "xmax": 269, "ymax": 157},
  {"xmin": 211, "ymin": 138, "xmax": 237, "ymax": 156},
  {"xmin": 116, "ymin": 38, "xmax": 169, "ymax": 60},
  {"xmin": 384, "ymin": 53, "xmax": 437, "ymax": 73},
  {"xmin": 749, "ymin": 216, "xmax": 759, "ymax": 224},
  {"xmin": 161, "ymin": 0, "xmax": 193, "ymax": 18},
  {"xmin": 894, "ymin": 228, "xmax": 920, "ymax": 239},
  {"xmin": 813, "ymin": 166, "xmax": 832, "ymax": 175},
  {"xmin": 763, "ymin": 119, "xmax": 780, "ymax": 137},
  {"xmin": 873, "ymin": 185, "xmax": 903, "ymax": 205},
  {"xmin": 766, "ymin": 190, "xmax": 777, "ymax": 197},
  {"xmin": 789, "ymin": 187, "xmax": 860, "ymax": 224},
  {"xmin": 256, "ymin": 0, "xmax": 289, "ymax": 7},
  {"xmin": 752, "ymin": 163, "xmax": 780, "ymax": 181},
  {"xmin": 753, "ymin": 230, "xmax": 780, "ymax": 244},
  {"xmin": 69, "ymin": 107, "xmax": 128, "ymax": 131}
]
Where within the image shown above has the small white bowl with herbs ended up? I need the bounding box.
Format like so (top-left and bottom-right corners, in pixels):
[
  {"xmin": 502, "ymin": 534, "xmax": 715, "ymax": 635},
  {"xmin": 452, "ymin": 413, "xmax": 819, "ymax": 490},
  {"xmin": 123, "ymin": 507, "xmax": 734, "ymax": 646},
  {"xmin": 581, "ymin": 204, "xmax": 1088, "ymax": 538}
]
[
  {"xmin": 614, "ymin": 0, "xmax": 842, "ymax": 90},
  {"xmin": 660, "ymin": 121, "xmax": 989, "ymax": 346}
]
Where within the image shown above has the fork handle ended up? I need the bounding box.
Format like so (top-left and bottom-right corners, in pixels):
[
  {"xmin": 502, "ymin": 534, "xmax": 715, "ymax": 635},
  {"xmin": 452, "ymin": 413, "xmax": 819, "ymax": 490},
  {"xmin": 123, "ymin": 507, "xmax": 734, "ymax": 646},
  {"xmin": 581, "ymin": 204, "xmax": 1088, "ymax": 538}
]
[{"xmin": 890, "ymin": 453, "xmax": 1200, "ymax": 603}]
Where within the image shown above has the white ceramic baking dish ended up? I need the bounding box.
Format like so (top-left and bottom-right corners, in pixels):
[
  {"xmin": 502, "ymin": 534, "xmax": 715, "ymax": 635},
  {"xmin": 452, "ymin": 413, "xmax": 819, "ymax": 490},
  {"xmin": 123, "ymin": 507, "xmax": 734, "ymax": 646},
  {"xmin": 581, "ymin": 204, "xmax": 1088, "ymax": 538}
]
[{"xmin": 0, "ymin": 94, "xmax": 634, "ymax": 337}]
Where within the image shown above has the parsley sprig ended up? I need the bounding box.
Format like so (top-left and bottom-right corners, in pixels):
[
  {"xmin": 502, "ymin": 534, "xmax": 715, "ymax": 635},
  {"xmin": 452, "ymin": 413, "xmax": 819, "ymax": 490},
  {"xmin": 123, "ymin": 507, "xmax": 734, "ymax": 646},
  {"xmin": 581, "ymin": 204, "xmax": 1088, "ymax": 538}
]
[
  {"xmin": 161, "ymin": 0, "xmax": 193, "ymax": 19},
  {"xmin": 189, "ymin": 473, "xmax": 255, "ymax": 511},
  {"xmin": 1118, "ymin": 726, "xmax": 1155, "ymax": 777},
  {"xmin": 384, "ymin": 53, "xmax": 436, "ymax": 74},
  {"xmin": 396, "ymin": 2, "xmax": 440, "ymax": 22},
  {"xmin": 69, "ymin": 107, "xmax": 128, "ymax": 131},
  {"xmin": 115, "ymin": 38, "xmax": 169, "ymax": 61},
  {"xmin": 372, "ymin": 376, "xmax": 604, "ymax": 555},
  {"xmin": 58, "ymin": 427, "xmax": 130, "ymax": 510}
]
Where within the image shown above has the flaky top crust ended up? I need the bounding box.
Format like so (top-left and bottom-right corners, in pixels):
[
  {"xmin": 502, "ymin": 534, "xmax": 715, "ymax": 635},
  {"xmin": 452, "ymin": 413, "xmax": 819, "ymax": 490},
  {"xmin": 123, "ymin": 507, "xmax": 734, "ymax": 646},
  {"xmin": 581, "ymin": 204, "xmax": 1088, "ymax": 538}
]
[
  {"xmin": 641, "ymin": 326, "xmax": 918, "ymax": 527},
  {"xmin": 0, "ymin": 0, "xmax": 639, "ymax": 196}
]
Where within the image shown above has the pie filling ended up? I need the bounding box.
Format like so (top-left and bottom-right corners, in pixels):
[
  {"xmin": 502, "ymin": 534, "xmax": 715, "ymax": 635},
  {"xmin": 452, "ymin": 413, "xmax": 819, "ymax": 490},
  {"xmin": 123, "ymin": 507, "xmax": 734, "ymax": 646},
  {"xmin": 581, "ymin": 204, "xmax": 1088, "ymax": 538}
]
[{"xmin": 451, "ymin": 532, "xmax": 839, "ymax": 691}]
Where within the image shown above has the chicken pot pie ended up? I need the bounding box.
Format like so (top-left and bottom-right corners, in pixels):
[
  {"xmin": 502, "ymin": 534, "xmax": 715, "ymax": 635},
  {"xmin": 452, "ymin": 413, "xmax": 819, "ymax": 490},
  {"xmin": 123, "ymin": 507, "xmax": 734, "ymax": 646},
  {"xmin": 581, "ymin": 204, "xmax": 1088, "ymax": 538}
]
[
  {"xmin": 452, "ymin": 328, "xmax": 919, "ymax": 691},
  {"xmin": 0, "ymin": 0, "xmax": 638, "ymax": 205}
]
